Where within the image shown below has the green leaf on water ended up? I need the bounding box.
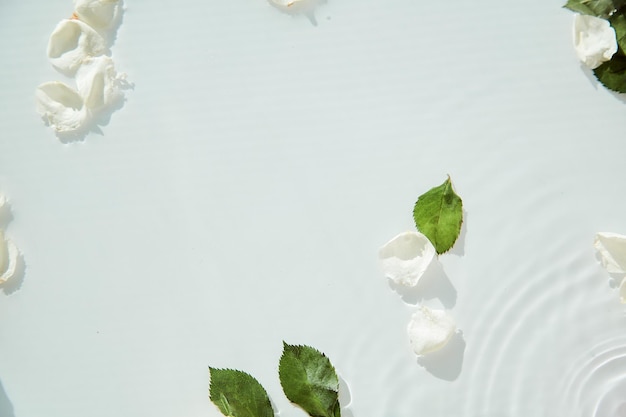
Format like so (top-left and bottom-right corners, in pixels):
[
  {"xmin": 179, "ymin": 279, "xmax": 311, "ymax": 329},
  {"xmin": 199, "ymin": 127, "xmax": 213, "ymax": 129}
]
[
  {"xmin": 594, "ymin": 52, "xmax": 626, "ymax": 92},
  {"xmin": 412, "ymin": 176, "xmax": 463, "ymax": 255},
  {"xmin": 278, "ymin": 342, "xmax": 341, "ymax": 417},
  {"xmin": 564, "ymin": 0, "xmax": 626, "ymax": 18},
  {"xmin": 209, "ymin": 368, "xmax": 274, "ymax": 417}
]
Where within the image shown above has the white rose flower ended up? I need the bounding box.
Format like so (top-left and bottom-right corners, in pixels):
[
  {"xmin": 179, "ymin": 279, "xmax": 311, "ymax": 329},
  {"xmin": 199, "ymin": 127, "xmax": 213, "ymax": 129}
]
[
  {"xmin": 0, "ymin": 231, "xmax": 19, "ymax": 284},
  {"xmin": 407, "ymin": 306, "xmax": 456, "ymax": 356},
  {"xmin": 379, "ymin": 231, "xmax": 436, "ymax": 287},
  {"xmin": 573, "ymin": 14, "xmax": 618, "ymax": 69},
  {"xmin": 73, "ymin": 0, "xmax": 122, "ymax": 30},
  {"xmin": 35, "ymin": 81, "xmax": 90, "ymax": 133},
  {"xmin": 47, "ymin": 19, "xmax": 108, "ymax": 76}
]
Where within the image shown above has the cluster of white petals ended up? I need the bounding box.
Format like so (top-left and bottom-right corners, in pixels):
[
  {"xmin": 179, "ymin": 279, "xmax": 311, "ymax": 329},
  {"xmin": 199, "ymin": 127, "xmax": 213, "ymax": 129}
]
[
  {"xmin": 407, "ymin": 306, "xmax": 456, "ymax": 356},
  {"xmin": 36, "ymin": 0, "xmax": 128, "ymax": 138},
  {"xmin": 573, "ymin": 14, "xmax": 618, "ymax": 69},
  {"xmin": 0, "ymin": 194, "xmax": 19, "ymax": 284},
  {"xmin": 379, "ymin": 230, "xmax": 457, "ymax": 356},
  {"xmin": 594, "ymin": 232, "xmax": 626, "ymax": 303}
]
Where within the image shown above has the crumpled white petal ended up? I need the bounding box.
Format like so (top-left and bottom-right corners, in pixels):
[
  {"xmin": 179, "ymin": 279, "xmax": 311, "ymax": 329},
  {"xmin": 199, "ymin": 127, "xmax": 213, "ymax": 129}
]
[
  {"xmin": 73, "ymin": 0, "xmax": 121, "ymax": 30},
  {"xmin": 0, "ymin": 231, "xmax": 18, "ymax": 284},
  {"xmin": 47, "ymin": 19, "xmax": 108, "ymax": 76},
  {"xmin": 379, "ymin": 231, "xmax": 436, "ymax": 287},
  {"xmin": 270, "ymin": 0, "xmax": 306, "ymax": 6},
  {"xmin": 573, "ymin": 14, "xmax": 618, "ymax": 69},
  {"xmin": 594, "ymin": 232, "xmax": 626, "ymax": 274},
  {"xmin": 76, "ymin": 56, "xmax": 127, "ymax": 111},
  {"xmin": 407, "ymin": 306, "xmax": 456, "ymax": 356},
  {"xmin": 35, "ymin": 81, "xmax": 89, "ymax": 133}
]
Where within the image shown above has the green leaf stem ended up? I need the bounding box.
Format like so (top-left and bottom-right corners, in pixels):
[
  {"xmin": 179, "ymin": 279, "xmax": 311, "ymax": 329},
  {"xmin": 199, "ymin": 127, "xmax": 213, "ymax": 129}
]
[{"xmin": 564, "ymin": 0, "xmax": 626, "ymax": 18}]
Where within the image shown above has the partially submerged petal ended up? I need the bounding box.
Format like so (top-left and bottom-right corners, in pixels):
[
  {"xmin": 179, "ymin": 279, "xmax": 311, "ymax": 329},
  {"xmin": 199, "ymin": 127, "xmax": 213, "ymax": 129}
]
[
  {"xmin": 573, "ymin": 14, "xmax": 618, "ymax": 69},
  {"xmin": 0, "ymin": 231, "xmax": 18, "ymax": 284},
  {"xmin": 620, "ymin": 278, "xmax": 626, "ymax": 304},
  {"xmin": 35, "ymin": 81, "xmax": 89, "ymax": 133},
  {"xmin": 73, "ymin": 0, "xmax": 122, "ymax": 30},
  {"xmin": 594, "ymin": 232, "xmax": 626, "ymax": 274},
  {"xmin": 76, "ymin": 56, "xmax": 127, "ymax": 111},
  {"xmin": 379, "ymin": 231, "xmax": 436, "ymax": 287},
  {"xmin": 407, "ymin": 306, "xmax": 456, "ymax": 356},
  {"xmin": 47, "ymin": 19, "xmax": 108, "ymax": 76}
]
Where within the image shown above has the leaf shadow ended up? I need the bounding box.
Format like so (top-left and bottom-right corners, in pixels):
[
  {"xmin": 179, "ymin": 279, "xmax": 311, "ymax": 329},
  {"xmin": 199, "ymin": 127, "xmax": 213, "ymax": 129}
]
[
  {"xmin": 446, "ymin": 209, "xmax": 468, "ymax": 257},
  {"xmin": 416, "ymin": 331, "xmax": 466, "ymax": 381},
  {"xmin": 387, "ymin": 259, "xmax": 457, "ymax": 309},
  {"xmin": 0, "ymin": 379, "xmax": 15, "ymax": 417},
  {"xmin": 267, "ymin": 0, "xmax": 328, "ymax": 26}
]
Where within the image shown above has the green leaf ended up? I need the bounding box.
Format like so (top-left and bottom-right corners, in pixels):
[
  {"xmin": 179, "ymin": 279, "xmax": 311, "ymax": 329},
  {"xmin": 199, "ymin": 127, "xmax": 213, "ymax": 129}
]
[
  {"xmin": 209, "ymin": 368, "xmax": 274, "ymax": 417},
  {"xmin": 594, "ymin": 52, "xmax": 626, "ymax": 92},
  {"xmin": 610, "ymin": 13, "xmax": 626, "ymax": 50},
  {"xmin": 564, "ymin": 0, "xmax": 626, "ymax": 18},
  {"xmin": 412, "ymin": 176, "xmax": 463, "ymax": 255},
  {"xmin": 278, "ymin": 342, "xmax": 341, "ymax": 417}
]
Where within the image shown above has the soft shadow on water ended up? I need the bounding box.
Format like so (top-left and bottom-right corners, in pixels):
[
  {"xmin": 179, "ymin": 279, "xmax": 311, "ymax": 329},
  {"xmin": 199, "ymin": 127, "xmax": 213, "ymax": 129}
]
[
  {"xmin": 267, "ymin": 0, "xmax": 328, "ymax": 26},
  {"xmin": 0, "ymin": 379, "xmax": 15, "ymax": 417},
  {"xmin": 417, "ymin": 331, "xmax": 466, "ymax": 382},
  {"xmin": 388, "ymin": 260, "xmax": 457, "ymax": 309}
]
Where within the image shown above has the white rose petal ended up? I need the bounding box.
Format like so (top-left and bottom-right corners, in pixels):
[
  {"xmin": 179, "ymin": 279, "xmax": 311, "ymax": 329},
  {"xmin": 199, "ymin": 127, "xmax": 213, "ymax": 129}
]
[
  {"xmin": 47, "ymin": 19, "xmax": 108, "ymax": 76},
  {"xmin": 270, "ymin": 0, "xmax": 304, "ymax": 6},
  {"xmin": 0, "ymin": 231, "xmax": 18, "ymax": 284},
  {"xmin": 76, "ymin": 56, "xmax": 127, "ymax": 111},
  {"xmin": 73, "ymin": 0, "xmax": 121, "ymax": 30},
  {"xmin": 573, "ymin": 14, "xmax": 618, "ymax": 69},
  {"xmin": 36, "ymin": 81, "xmax": 89, "ymax": 133},
  {"xmin": 379, "ymin": 231, "xmax": 436, "ymax": 287},
  {"xmin": 407, "ymin": 306, "xmax": 456, "ymax": 356},
  {"xmin": 594, "ymin": 232, "xmax": 626, "ymax": 274},
  {"xmin": 0, "ymin": 195, "xmax": 5, "ymax": 210}
]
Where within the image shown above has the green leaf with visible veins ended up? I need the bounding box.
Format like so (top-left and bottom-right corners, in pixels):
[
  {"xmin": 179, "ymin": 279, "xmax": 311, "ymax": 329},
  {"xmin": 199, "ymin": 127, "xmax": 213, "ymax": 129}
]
[
  {"xmin": 564, "ymin": 0, "xmax": 626, "ymax": 18},
  {"xmin": 209, "ymin": 368, "xmax": 274, "ymax": 417},
  {"xmin": 412, "ymin": 176, "xmax": 463, "ymax": 255},
  {"xmin": 278, "ymin": 342, "xmax": 341, "ymax": 417}
]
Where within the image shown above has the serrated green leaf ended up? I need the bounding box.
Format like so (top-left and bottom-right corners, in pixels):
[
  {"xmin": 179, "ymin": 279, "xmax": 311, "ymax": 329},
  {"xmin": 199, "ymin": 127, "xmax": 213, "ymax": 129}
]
[
  {"xmin": 564, "ymin": 0, "xmax": 626, "ymax": 18},
  {"xmin": 209, "ymin": 368, "xmax": 274, "ymax": 417},
  {"xmin": 594, "ymin": 52, "xmax": 626, "ymax": 92},
  {"xmin": 278, "ymin": 342, "xmax": 341, "ymax": 417},
  {"xmin": 412, "ymin": 176, "xmax": 463, "ymax": 255}
]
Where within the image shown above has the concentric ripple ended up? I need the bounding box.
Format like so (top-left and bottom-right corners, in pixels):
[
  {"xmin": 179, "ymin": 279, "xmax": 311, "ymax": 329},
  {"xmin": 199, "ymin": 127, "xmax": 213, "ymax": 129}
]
[{"xmin": 559, "ymin": 337, "xmax": 626, "ymax": 417}]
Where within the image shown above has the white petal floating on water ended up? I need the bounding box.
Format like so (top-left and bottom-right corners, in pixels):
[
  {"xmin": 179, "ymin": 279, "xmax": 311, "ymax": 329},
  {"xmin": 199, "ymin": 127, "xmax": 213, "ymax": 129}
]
[
  {"xmin": 0, "ymin": 194, "xmax": 5, "ymax": 210},
  {"xmin": 47, "ymin": 19, "xmax": 108, "ymax": 76},
  {"xmin": 573, "ymin": 14, "xmax": 618, "ymax": 69},
  {"xmin": 76, "ymin": 56, "xmax": 127, "ymax": 111},
  {"xmin": 73, "ymin": 0, "xmax": 122, "ymax": 30},
  {"xmin": 594, "ymin": 232, "xmax": 626, "ymax": 275},
  {"xmin": 619, "ymin": 278, "xmax": 626, "ymax": 304},
  {"xmin": 407, "ymin": 306, "xmax": 456, "ymax": 356},
  {"xmin": 270, "ymin": 0, "xmax": 304, "ymax": 6},
  {"xmin": 35, "ymin": 81, "xmax": 89, "ymax": 133},
  {"xmin": 379, "ymin": 231, "xmax": 436, "ymax": 287},
  {"xmin": 0, "ymin": 231, "xmax": 18, "ymax": 284}
]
